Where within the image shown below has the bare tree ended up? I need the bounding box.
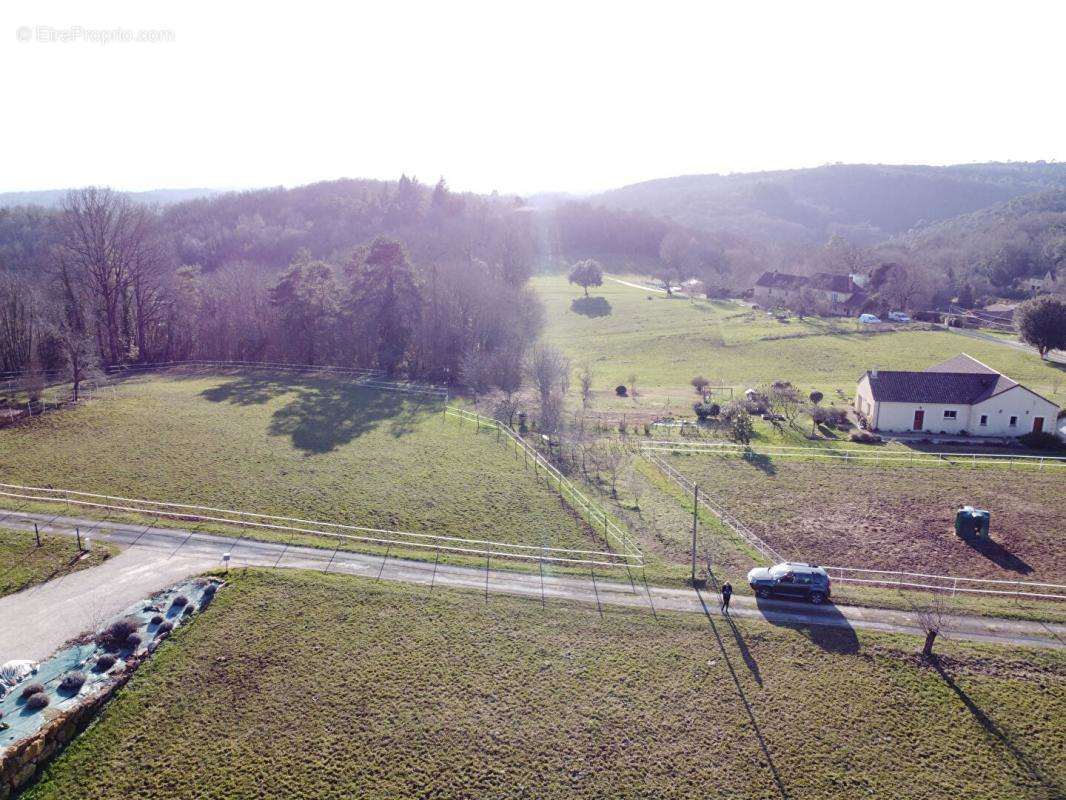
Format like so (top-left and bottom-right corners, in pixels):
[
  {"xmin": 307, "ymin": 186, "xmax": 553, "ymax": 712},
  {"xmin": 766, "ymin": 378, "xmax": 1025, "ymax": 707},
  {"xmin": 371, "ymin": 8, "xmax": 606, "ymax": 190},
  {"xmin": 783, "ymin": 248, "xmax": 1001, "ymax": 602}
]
[
  {"xmin": 915, "ymin": 593, "xmax": 950, "ymax": 658},
  {"xmin": 527, "ymin": 345, "xmax": 571, "ymax": 430},
  {"xmin": 627, "ymin": 373, "xmax": 638, "ymax": 398},
  {"xmin": 691, "ymin": 375, "xmax": 710, "ymax": 399},
  {"xmin": 578, "ymin": 363, "xmax": 594, "ymax": 409},
  {"xmin": 53, "ymin": 187, "xmax": 162, "ymax": 365}
]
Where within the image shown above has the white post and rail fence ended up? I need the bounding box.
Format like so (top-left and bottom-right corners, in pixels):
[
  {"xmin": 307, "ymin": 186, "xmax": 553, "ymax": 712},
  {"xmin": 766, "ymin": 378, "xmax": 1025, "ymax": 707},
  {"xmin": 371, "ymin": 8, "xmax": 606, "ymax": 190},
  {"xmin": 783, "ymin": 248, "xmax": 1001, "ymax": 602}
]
[{"xmin": 642, "ymin": 449, "xmax": 1066, "ymax": 602}]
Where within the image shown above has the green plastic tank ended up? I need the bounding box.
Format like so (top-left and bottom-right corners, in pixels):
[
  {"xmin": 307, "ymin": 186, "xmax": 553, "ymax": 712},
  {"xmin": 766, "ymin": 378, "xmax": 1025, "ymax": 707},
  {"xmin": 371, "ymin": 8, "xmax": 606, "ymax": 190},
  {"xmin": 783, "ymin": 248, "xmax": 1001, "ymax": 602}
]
[{"xmin": 954, "ymin": 505, "xmax": 990, "ymax": 539}]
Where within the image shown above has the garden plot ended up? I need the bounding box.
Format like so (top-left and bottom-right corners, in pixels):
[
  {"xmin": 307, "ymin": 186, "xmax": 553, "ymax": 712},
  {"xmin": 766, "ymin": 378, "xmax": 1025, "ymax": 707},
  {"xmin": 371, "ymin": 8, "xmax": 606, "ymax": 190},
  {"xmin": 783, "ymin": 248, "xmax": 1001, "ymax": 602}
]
[
  {"xmin": 660, "ymin": 452, "xmax": 1066, "ymax": 582},
  {"xmin": 0, "ymin": 370, "xmax": 609, "ymax": 564}
]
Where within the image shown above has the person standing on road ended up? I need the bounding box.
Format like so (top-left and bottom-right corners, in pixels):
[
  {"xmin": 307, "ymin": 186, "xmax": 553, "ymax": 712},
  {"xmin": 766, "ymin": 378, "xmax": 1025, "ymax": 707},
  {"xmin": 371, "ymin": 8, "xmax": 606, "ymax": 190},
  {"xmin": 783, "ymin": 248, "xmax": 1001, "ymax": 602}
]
[{"xmin": 721, "ymin": 582, "xmax": 733, "ymax": 613}]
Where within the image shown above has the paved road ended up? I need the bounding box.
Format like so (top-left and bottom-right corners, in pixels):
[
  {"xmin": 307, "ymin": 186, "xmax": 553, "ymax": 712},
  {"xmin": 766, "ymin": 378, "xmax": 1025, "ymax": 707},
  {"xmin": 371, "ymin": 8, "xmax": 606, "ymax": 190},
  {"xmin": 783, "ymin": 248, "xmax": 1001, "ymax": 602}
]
[
  {"xmin": 605, "ymin": 275, "xmax": 667, "ymax": 294},
  {"xmin": 1, "ymin": 508, "xmax": 1063, "ymax": 662},
  {"xmin": 943, "ymin": 325, "xmax": 1066, "ymax": 365},
  {"xmin": 0, "ymin": 547, "xmax": 217, "ymax": 661}
]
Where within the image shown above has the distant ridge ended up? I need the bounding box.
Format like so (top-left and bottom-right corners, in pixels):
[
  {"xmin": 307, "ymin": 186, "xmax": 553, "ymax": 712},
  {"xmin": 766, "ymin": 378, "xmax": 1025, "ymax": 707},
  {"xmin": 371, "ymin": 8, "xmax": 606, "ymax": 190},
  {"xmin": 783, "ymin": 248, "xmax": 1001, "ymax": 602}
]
[{"xmin": 0, "ymin": 187, "xmax": 223, "ymax": 209}]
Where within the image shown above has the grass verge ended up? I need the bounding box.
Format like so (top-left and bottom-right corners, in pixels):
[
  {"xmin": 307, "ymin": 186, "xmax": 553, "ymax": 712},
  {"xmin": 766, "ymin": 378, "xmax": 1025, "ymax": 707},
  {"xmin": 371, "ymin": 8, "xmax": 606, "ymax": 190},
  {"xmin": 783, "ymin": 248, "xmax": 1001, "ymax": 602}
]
[{"xmin": 23, "ymin": 569, "xmax": 1066, "ymax": 800}]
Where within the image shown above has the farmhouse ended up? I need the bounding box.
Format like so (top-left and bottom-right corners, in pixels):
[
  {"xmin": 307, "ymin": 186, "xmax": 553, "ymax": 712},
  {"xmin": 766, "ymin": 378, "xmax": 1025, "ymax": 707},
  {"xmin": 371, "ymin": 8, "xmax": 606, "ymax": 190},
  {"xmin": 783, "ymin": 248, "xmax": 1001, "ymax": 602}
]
[
  {"xmin": 753, "ymin": 271, "xmax": 868, "ymax": 315},
  {"xmin": 854, "ymin": 354, "xmax": 1060, "ymax": 437}
]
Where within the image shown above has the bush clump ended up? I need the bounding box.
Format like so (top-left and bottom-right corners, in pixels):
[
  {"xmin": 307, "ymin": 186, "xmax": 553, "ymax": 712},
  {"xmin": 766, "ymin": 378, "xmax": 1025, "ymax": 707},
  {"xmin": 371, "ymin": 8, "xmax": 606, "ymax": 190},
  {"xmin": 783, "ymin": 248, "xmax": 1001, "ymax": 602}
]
[
  {"xmin": 25, "ymin": 692, "xmax": 50, "ymax": 710},
  {"xmin": 171, "ymin": 595, "xmax": 189, "ymax": 608},
  {"xmin": 850, "ymin": 430, "xmax": 882, "ymax": 444},
  {"xmin": 125, "ymin": 633, "xmax": 143, "ymax": 649},
  {"xmin": 94, "ymin": 655, "xmax": 116, "ymax": 672},
  {"xmin": 1018, "ymin": 431, "xmax": 1061, "ymax": 451},
  {"xmin": 693, "ymin": 402, "xmax": 720, "ymax": 422},
  {"xmin": 155, "ymin": 621, "xmax": 173, "ymax": 637},
  {"xmin": 59, "ymin": 671, "xmax": 86, "ymax": 693},
  {"xmin": 151, "ymin": 614, "xmax": 164, "ymax": 625},
  {"xmin": 20, "ymin": 682, "xmax": 46, "ymax": 700},
  {"xmin": 614, "ymin": 385, "xmax": 627, "ymax": 397},
  {"xmin": 98, "ymin": 617, "xmax": 141, "ymax": 651}
]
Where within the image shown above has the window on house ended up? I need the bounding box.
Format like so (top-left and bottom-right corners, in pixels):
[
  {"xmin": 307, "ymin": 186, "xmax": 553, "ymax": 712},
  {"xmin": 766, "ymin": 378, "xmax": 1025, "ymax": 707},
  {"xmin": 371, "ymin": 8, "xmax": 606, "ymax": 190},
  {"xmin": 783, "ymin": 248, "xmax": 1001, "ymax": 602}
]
[
  {"xmin": 943, "ymin": 410, "xmax": 957, "ymax": 419},
  {"xmin": 979, "ymin": 415, "xmax": 988, "ymax": 426},
  {"xmin": 1009, "ymin": 415, "xmax": 1018, "ymax": 427}
]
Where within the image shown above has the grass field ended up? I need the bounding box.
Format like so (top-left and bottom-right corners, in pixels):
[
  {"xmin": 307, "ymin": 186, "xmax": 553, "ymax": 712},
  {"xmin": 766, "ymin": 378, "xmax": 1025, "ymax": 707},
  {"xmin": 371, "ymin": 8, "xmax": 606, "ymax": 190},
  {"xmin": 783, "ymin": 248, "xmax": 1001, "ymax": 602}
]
[
  {"xmin": 0, "ymin": 370, "xmax": 603, "ymax": 560},
  {"xmin": 661, "ymin": 452, "xmax": 1066, "ymax": 582},
  {"xmin": 0, "ymin": 527, "xmax": 113, "ymax": 598},
  {"xmin": 534, "ymin": 273, "xmax": 1066, "ymax": 414},
  {"xmin": 24, "ymin": 569, "xmax": 1066, "ymax": 800}
]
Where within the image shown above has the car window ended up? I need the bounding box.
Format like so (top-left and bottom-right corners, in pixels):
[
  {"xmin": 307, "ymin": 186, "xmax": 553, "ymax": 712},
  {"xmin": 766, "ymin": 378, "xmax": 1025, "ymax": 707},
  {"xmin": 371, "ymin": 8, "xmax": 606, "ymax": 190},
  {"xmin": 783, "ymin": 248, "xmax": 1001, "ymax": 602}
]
[{"xmin": 779, "ymin": 573, "xmax": 794, "ymax": 583}]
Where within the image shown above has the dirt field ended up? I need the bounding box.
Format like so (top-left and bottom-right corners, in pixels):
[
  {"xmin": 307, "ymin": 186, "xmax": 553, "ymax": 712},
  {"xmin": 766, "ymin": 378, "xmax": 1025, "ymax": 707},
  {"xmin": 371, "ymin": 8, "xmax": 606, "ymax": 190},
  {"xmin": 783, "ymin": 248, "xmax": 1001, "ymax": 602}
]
[{"xmin": 662, "ymin": 454, "xmax": 1066, "ymax": 581}]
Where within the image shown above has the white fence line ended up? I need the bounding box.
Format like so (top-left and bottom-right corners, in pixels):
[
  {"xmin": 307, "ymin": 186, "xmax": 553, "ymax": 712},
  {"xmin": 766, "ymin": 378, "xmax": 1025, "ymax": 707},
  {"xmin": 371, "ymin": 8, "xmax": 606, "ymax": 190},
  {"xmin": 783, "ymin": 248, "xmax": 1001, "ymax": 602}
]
[
  {"xmin": 643, "ymin": 450, "xmax": 1066, "ymax": 602},
  {"xmin": 0, "ymin": 482, "xmax": 638, "ymax": 569},
  {"xmin": 640, "ymin": 441, "xmax": 1066, "ymax": 469},
  {"xmin": 823, "ymin": 566, "xmax": 1066, "ymax": 602},
  {"xmin": 444, "ymin": 406, "xmax": 642, "ymax": 560},
  {"xmin": 642, "ymin": 450, "xmax": 783, "ymax": 564}
]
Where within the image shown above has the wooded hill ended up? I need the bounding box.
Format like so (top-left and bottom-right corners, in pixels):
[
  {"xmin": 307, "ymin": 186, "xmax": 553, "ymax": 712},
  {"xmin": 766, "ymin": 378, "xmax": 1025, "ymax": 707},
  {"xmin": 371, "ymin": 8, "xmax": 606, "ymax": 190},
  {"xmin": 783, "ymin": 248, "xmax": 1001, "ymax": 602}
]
[{"xmin": 593, "ymin": 162, "xmax": 1066, "ymax": 244}]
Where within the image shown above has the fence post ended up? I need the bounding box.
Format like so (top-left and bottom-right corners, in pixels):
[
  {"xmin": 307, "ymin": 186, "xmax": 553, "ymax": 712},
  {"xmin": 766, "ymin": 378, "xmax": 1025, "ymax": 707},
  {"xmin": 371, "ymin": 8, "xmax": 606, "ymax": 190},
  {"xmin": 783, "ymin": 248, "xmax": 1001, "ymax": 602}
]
[
  {"xmin": 34, "ymin": 522, "xmax": 41, "ymax": 547},
  {"xmin": 76, "ymin": 526, "xmax": 82, "ymax": 551}
]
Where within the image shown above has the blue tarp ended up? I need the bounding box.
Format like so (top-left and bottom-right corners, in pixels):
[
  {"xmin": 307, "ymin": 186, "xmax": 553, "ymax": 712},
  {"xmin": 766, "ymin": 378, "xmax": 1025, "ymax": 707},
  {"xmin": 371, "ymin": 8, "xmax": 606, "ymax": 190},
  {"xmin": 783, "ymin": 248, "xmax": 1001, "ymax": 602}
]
[{"xmin": 0, "ymin": 577, "xmax": 220, "ymax": 753}]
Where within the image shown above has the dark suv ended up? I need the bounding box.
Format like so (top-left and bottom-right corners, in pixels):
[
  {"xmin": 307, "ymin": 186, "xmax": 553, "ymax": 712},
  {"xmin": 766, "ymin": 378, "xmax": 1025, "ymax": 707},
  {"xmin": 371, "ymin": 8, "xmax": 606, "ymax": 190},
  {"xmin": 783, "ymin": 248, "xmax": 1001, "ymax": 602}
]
[{"xmin": 747, "ymin": 562, "xmax": 831, "ymax": 604}]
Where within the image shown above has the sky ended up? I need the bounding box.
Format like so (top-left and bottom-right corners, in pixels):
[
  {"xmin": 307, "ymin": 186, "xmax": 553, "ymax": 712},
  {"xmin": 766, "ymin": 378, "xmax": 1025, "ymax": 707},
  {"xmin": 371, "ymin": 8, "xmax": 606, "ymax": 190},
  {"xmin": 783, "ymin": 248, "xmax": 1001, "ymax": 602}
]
[{"xmin": 2, "ymin": 0, "xmax": 1065, "ymax": 196}]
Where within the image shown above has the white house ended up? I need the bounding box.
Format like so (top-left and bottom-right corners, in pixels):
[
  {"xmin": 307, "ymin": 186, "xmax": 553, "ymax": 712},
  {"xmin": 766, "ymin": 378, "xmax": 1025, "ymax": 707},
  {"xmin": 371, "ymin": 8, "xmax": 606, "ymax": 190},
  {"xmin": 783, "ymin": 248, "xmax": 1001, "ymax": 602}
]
[{"xmin": 854, "ymin": 354, "xmax": 1060, "ymax": 438}]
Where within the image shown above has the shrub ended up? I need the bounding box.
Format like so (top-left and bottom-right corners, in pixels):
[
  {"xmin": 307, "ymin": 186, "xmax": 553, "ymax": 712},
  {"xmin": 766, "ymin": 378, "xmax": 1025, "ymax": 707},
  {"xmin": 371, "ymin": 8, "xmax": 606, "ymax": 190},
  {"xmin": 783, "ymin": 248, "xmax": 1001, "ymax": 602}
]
[
  {"xmin": 155, "ymin": 621, "xmax": 173, "ymax": 637},
  {"xmin": 25, "ymin": 692, "xmax": 49, "ymax": 710},
  {"xmin": 171, "ymin": 595, "xmax": 189, "ymax": 608},
  {"xmin": 615, "ymin": 385, "xmax": 627, "ymax": 397},
  {"xmin": 1017, "ymin": 431, "xmax": 1061, "ymax": 451},
  {"xmin": 98, "ymin": 617, "xmax": 140, "ymax": 651},
  {"xmin": 202, "ymin": 583, "xmax": 218, "ymax": 597},
  {"xmin": 20, "ymin": 682, "xmax": 46, "ymax": 700},
  {"xmin": 59, "ymin": 671, "xmax": 86, "ymax": 693},
  {"xmin": 730, "ymin": 409, "xmax": 755, "ymax": 444},
  {"xmin": 693, "ymin": 402, "xmax": 720, "ymax": 422},
  {"xmin": 125, "ymin": 633, "xmax": 143, "ymax": 649},
  {"xmin": 151, "ymin": 614, "xmax": 164, "ymax": 625},
  {"xmin": 850, "ymin": 430, "xmax": 882, "ymax": 444},
  {"xmin": 182, "ymin": 605, "xmax": 194, "ymax": 616},
  {"xmin": 94, "ymin": 655, "xmax": 116, "ymax": 672}
]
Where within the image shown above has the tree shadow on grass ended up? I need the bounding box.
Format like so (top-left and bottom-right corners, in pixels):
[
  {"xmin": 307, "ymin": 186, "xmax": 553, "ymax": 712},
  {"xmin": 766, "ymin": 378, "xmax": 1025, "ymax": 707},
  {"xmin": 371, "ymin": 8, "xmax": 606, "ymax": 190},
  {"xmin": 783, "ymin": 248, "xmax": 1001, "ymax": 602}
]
[
  {"xmin": 570, "ymin": 296, "xmax": 612, "ymax": 317},
  {"xmin": 201, "ymin": 374, "xmax": 436, "ymax": 454},
  {"xmin": 741, "ymin": 450, "xmax": 777, "ymax": 475},
  {"xmin": 931, "ymin": 656, "xmax": 1063, "ymax": 797}
]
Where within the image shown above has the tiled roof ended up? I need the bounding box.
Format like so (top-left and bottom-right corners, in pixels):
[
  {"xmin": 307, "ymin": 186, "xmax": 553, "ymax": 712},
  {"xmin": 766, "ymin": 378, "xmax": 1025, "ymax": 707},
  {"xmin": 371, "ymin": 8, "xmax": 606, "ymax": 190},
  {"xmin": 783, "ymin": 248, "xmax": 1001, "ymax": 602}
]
[
  {"xmin": 866, "ymin": 369, "xmax": 1014, "ymax": 404},
  {"xmin": 808, "ymin": 272, "xmax": 855, "ymax": 293},
  {"xmin": 754, "ymin": 271, "xmax": 809, "ymax": 290},
  {"xmin": 924, "ymin": 354, "xmax": 1001, "ymax": 375}
]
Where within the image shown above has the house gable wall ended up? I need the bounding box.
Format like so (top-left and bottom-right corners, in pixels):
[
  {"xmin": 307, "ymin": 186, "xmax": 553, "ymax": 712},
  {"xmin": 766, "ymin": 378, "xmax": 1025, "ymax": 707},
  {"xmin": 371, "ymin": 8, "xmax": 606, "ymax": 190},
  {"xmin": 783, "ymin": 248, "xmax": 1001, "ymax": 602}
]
[{"xmin": 969, "ymin": 386, "xmax": 1060, "ymax": 436}]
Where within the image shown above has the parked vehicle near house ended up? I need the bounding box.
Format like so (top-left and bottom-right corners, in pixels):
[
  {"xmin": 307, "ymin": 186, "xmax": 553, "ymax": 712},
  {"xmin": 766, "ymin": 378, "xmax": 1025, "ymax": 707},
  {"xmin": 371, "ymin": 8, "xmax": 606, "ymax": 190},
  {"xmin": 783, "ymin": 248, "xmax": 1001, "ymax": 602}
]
[
  {"xmin": 858, "ymin": 313, "xmax": 881, "ymax": 324},
  {"xmin": 888, "ymin": 311, "xmax": 912, "ymax": 322},
  {"xmin": 746, "ymin": 562, "xmax": 832, "ymax": 604}
]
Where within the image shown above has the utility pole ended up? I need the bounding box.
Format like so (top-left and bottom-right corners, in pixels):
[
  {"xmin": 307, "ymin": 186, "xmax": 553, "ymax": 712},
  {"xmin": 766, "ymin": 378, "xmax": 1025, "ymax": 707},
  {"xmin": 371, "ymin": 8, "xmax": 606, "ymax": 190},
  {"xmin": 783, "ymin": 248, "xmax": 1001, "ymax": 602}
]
[{"xmin": 691, "ymin": 485, "xmax": 698, "ymax": 585}]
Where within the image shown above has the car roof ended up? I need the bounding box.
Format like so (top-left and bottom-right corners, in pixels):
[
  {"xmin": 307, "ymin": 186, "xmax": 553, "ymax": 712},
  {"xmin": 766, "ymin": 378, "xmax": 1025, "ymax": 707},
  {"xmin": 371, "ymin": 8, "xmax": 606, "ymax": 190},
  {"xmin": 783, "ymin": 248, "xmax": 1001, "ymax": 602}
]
[{"xmin": 781, "ymin": 562, "xmax": 827, "ymax": 574}]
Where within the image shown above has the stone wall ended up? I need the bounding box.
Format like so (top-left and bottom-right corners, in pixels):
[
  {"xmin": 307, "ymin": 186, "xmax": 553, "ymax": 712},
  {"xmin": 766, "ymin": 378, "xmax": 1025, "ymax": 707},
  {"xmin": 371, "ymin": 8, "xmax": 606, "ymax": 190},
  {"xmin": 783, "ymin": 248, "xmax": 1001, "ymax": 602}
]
[{"xmin": 0, "ymin": 657, "xmax": 141, "ymax": 798}]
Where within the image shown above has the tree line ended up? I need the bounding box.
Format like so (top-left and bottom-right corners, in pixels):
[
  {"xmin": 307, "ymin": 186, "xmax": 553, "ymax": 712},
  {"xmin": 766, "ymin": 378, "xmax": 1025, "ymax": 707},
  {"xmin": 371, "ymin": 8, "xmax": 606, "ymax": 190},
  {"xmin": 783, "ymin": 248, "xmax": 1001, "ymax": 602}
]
[{"xmin": 0, "ymin": 182, "xmax": 543, "ymax": 393}]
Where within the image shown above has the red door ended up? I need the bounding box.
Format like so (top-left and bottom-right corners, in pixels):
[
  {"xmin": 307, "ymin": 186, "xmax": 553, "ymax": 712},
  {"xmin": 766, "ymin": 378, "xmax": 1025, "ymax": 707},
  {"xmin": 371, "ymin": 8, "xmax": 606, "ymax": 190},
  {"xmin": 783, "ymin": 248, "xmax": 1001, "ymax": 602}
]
[
  {"xmin": 1033, "ymin": 417, "xmax": 1044, "ymax": 434},
  {"xmin": 912, "ymin": 410, "xmax": 925, "ymax": 431}
]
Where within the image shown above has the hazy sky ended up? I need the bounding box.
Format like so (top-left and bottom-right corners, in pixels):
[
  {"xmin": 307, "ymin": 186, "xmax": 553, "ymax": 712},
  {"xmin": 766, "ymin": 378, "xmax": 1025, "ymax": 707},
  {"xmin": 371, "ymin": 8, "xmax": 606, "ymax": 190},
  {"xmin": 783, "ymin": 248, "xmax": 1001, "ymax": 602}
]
[{"xmin": 3, "ymin": 0, "xmax": 1064, "ymax": 195}]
